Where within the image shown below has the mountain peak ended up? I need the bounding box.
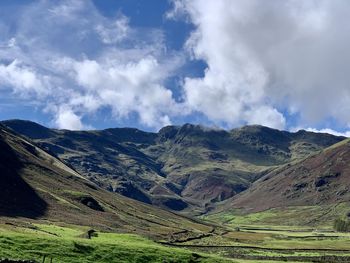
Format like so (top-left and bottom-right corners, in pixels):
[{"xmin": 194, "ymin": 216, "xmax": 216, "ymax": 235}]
[
  {"xmin": 1, "ymin": 119, "xmax": 55, "ymax": 139},
  {"xmin": 1, "ymin": 118, "xmax": 346, "ymax": 213}
]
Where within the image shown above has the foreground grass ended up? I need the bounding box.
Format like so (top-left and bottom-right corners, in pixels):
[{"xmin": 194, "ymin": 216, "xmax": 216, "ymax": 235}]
[
  {"xmin": 3, "ymin": 215, "xmax": 350, "ymax": 263},
  {"xmin": 0, "ymin": 223, "xmax": 232, "ymax": 263}
]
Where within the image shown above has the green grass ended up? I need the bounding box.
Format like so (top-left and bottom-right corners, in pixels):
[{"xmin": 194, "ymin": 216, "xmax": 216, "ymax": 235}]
[
  {"xmin": 3, "ymin": 219, "xmax": 350, "ymax": 263},
  {"xmin": 176, "ymin": 226, "xmax": 350, "ymax": 262},
  {"xmin": 205, "ymin": 203, "xmax": 350, "ymax": 228},
  {"xmin": 3, "ymin": 204, "xmax": 350, "ymax": 263},
  {"xmin": 190, "ymin": 207, "xmax": 350, "ymax": 261},
  {"xmin": 0, "ymin": 223, "xmax": 233, "ymax": 263}
]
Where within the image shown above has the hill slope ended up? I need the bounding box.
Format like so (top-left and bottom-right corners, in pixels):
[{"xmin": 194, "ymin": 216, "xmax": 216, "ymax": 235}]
[
  {"xmin": 0, "ymin": 124, "xmax": 212, "ymax": 239},
  {"xmin": 219, "ymin": 137, "xmax": 350, "ymax": 214},
  {"xmin": 2, "ymin": 120, "xmax": 345, "ymax": 213}
]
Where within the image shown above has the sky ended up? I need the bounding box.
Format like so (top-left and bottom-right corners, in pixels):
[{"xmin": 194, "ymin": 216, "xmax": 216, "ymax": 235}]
[{"xmin": 0, "ymin": 0, "xmax": 350, "ymax": 136}]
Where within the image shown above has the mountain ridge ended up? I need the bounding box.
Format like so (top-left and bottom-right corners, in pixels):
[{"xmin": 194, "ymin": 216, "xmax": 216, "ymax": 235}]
[
  {"xmin": 0, "ymin": 124, "xmax": 213, "ymax": 239},
  {"xmin": 2, "ymin": 119, "xmax": 346, "ymax": 214}
]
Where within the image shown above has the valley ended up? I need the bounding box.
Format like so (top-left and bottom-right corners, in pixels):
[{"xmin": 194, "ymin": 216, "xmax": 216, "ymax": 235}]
[
  {"xmin": 1, "ymin": 120, "xmax": 350, "ymax": 262},
  {"xmin": 2, "ymin": 120, "xmax": 344, "ymax": 214},
  {"xmin": 2, "ymin": 0, "xmax": 350, "ymax": 262}
]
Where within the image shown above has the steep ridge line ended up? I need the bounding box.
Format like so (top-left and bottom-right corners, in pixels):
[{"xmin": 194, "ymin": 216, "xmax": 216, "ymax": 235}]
[{"xmin": 2, "ymin": 119, "xmax": 345, "ymax": 214}]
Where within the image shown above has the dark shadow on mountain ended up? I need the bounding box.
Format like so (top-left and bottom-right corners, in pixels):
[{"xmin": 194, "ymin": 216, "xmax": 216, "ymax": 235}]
[{"xmin": 0, "ymin": 138, "xmax": 47, "ymax": 218}]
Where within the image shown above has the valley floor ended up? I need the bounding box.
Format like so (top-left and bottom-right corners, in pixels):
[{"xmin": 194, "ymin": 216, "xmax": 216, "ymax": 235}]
[
  {"xmin": 167, "ymin": 225, "xmax": 350, "ymax": 262},
  {"xmin": 2, "ymin": 214, "xmax": 350, "ymax": 263}
]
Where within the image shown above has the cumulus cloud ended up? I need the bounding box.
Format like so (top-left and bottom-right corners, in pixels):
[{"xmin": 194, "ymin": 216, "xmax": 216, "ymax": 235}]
[
  {"xmin": 0, "ymin": 60, "xmax": 48, "ymax": 96},
  {"xmin": 54, "ymin": 107, "xmax": 85, "ymax": 131},
  {"xmin": 71, "ymin": 56, "xmax": 180, "ymax": 127},
  {"xmin": 170, "ymin": 0, "xmax": 350, "ymax": 130},
  {"xmin": 2, "ymin": 0, "xmax": 350, "ymax": 132},
  {"xmin": 0, "ymin": 0, "xmax": 183, "ymax": 130}
]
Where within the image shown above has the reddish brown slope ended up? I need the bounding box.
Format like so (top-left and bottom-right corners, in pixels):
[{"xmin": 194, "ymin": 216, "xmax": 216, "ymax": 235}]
[{"xmin": 226, "ymin": 138, "xmax": 350, "ymax": 212}]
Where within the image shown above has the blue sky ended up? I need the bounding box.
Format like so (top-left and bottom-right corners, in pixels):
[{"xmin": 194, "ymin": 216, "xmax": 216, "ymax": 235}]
[{"xmin": 0, "ymin": 0, "xmax": 350, "ymax": 136}]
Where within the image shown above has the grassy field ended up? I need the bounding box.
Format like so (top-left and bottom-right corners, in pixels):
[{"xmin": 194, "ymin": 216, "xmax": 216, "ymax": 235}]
[
  {"xmin": 0, "ymin": 222, "xmax": 234, "ymax": 263},
  {"xmin": 166, "ymin": 225, "xmax": 350, "ymax": 262},
  {"xmin": 161, "ymin": 205, "xmax": 350, "ymax": 262},
  {"xmin": 204, "ymin": 203, "xmax": 350, "ymax": 228},
  {"xmin": 2, "ymin": 217, "xmax": 350, "ymax": 262}
]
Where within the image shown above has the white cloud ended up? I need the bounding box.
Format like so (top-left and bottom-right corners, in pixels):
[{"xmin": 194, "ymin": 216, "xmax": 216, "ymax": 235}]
[
  {"xmin": 2, "ymin": 0, "xmax": 350, "ymax": 133},
  {"xmin": 0, "ymin": 0, "xmax": 184, "ymax": 130},
  {"xmin": 95, "ymin": 15, "xmax": 129, "ymax": 44},
  {"xmin": 166, "ymin": 0, "xmax": 188, "ymax": 21},
  {"xmin": 7, "ymin": 38, "xmax": 16, "ymax": 48},
  {"xmin": 170, "ymin": 0, "xmax": 350, "ymax": 130},
  {"xmin": 293, "ymin": 127, "xmax": 350, "ymax": 137},
  {"xmin": 71, "ymin": 56, "xmax": 181, "ymax": 127},
  {"xmin": 54, "ymin": 107, "xmax": 84, "ymax": 130},
  {"xmin": 0, "ymin": 60, "xmax": 48, "ymax": 96}
]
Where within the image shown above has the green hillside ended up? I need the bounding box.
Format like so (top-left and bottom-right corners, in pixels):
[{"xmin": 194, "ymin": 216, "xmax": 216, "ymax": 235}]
[{"xmin": 2, "ymin": 120, "xmax": 344, "ymax": 214}]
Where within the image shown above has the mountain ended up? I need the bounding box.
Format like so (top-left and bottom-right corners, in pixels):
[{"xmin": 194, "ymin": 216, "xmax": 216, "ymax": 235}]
[
  {"xmin": 0, "ymin": 123, "xmax": 213, "ymax": 239},
  {"xmin": 2, "ymin": 120, "xmax": 345, "ymax": 213},
  {"xmin": 218, "ymin": 137, "xmax": 350, "ymax": 214}
]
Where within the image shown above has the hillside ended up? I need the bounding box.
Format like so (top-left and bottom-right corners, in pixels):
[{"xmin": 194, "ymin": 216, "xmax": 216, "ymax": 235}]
[
  {"xmin": 2, "ymin": 120, "xmax": 345, "ymax": 213},
  {"xmin": 151, "ymin": 124, "xmax": 344, "ymax": 208},
  {"xmin": 0, "ymin": 124, "xmax": 213, "ymax": 239},
  {"xmin": 204, "ymin": 137, "xmax": 350, "ymax": 228},
  {"xmin": 218, "ymin": 137, "xmax": 350, "ymax": 214}
]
